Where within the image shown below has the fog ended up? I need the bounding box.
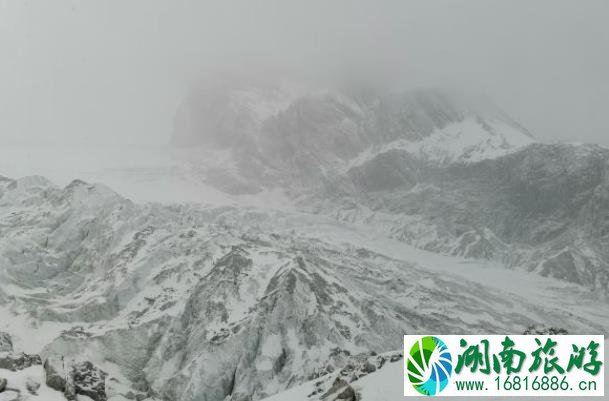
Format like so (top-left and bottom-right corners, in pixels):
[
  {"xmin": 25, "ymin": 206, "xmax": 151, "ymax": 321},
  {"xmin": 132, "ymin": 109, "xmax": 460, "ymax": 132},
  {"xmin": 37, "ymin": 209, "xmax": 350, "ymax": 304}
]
[{"xmin": 0, "ymin": 0, "xmax": 608, "ymax": 147}]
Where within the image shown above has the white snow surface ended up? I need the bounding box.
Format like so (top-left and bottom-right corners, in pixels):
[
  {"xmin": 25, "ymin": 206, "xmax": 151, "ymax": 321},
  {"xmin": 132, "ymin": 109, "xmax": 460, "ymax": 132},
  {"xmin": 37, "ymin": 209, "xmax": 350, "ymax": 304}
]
[{"xmin": 347, "ymin": 117, "xmax": 535, "ymax": 170}]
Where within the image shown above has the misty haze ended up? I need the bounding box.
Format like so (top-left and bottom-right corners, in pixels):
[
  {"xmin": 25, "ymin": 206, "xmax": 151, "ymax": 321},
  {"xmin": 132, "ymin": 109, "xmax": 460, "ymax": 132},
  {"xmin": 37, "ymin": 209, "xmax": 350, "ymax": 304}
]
[{"xmin": 0, "ymin": 1, "xmax": 608, "ymax": 401}]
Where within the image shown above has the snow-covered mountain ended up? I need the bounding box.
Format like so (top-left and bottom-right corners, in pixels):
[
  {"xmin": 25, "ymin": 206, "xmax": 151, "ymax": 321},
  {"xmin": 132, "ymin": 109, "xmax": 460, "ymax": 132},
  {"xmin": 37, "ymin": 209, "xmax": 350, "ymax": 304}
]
[
  {"xmin": 172, "ymin": 85, "xmax": 535, "ymax": 191},
  {"xmin": 324, "ymin": 142, "xmax": 609, "ymax": 294},
  {"xmin": 172, "ymin": 83, "xmax": 609, "ymax": 296},
  {"xmin": 1, "ymin": 83, "xmax": 608, "ymax": 401},
  {"xmin": 0, "ymin": 175, "xmax": 606, "ymax": 401}
]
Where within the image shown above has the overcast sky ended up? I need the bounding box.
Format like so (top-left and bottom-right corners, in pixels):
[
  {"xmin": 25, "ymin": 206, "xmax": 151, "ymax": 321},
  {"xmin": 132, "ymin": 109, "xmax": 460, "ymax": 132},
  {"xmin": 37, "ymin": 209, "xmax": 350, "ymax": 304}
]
[{"xmin": 0, "ymin": 0, "xmax": 607, "ymax": 147}]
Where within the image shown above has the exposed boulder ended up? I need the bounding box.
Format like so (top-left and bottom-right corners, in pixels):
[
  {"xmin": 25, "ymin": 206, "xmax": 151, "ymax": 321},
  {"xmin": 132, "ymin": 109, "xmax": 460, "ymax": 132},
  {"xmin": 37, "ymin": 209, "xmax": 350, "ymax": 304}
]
[
  {"xmin": 0, "ymin": 377, "xmax": 6, "ymax": 392},
  {"xmin": 71, "ymin": 361, "xmax": 108, "ymax": 401},
  {"xmin": 321, "ymin": 377, "xmax": 349, "ymax": 399},
  {"xmin": 0, "ymin": 352, "xmax": 42, "ymax": 371},
  {"xmin": 321, "ymin": 377, "xmax": 356, "ymax": 401},
  {"xmin": 65, "ymin": 372, "xmax": 77, "ymax": 401},
  {"xmin": 43, "ymin": 356, "xmax": 108, "ymax": 401},
  {"xmin": 60, "ymin": 326, "xmax": 93, "ymax": 340},
  {"xmin": 361, "ymin": 361, "xmax": 376, "ymax": 374},
  {"xmin": 0, "ymin": 332, "xmax": 12, "ymax": 353},
  {"xmin": 44, "ymin": 355, "xmax": 68, "ymax": 393},
  {"xmin": 335, "ymin": 385, "xmax": 356, "ymax": 401}
]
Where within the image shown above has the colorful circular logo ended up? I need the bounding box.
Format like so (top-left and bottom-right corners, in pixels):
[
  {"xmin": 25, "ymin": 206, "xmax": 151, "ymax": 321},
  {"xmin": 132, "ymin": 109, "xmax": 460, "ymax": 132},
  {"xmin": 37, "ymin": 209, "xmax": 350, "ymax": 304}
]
[{"xmin": 406, "ymin": 336, "xmax": 453, "ymax": 396}]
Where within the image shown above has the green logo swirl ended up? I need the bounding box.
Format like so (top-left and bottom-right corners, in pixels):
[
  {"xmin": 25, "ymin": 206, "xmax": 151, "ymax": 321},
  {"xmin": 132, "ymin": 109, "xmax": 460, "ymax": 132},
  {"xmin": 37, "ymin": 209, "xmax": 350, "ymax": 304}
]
[{"xmin": 407, "ymin": 336, "xmax": 453, "ymax": 396}]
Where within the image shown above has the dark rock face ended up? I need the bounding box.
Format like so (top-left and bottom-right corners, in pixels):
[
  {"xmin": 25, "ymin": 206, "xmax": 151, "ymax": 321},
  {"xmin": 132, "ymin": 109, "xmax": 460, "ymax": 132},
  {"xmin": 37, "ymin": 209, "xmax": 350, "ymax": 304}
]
[
  {"xmin": 60, "ymin": 326, "xmax": 94, "ymax": 340},
  {"xmin": 362, "ymin": 361, "xmax": 376, "ymax": 374},
  {"xmin": 0, "ymin": 377, "xmax": 7, "ymax": 392},
  {"xmin": 321, "ymin": 377, "xmax": 356, "ymax": 401},
  {"xmin": 0, "ymin": 332, "xmax": 12, "ymax": 353},
  {"xmin": 44, "ymin": 357, "xmax": 107, "ymax": 401},
  {"xmin": 65, "ymin": 374, "xmax": 77, "ymax": 401},
  {"xmin": 335, "ymin": 386, "xmax": 356, "ymax": 401},
  {"xmin": 71, "ymin": 361, "xmax": 108, "ymax": 401},
  {"xmin": 0, "ymin": 352, "xmax": 42, "ymax": 371},
  {"xmin": 321, "ymin": 377, "xmax": 349, "ymax": 398},
  {"xmin": 44, "ymin": 356, "xmax": 68, "ymax": 393}
]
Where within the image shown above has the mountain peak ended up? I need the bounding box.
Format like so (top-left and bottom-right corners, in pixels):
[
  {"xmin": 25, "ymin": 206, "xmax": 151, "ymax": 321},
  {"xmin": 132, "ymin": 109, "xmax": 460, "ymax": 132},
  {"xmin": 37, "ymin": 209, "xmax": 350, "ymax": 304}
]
[
  {"xmin": 169, "ymin": 82, "xmax": 537, "ymax": 194},
  {"xmin": 172, "ymin": 83, "xmax": 533, "ymax": 152}
]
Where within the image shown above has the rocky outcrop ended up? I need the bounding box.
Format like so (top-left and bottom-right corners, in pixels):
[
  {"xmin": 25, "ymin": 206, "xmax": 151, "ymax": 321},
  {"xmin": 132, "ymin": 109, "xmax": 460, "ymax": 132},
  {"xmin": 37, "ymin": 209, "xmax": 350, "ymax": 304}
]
[
  {"xmin": 330, "ymin": 351, "xmax": 402, "ymax": 383},
  {"xmin": 44, "ymin": 356, "xmax": 107, "ymax": 401},
  {"xmin": 65, "ymin": 372, "xmax": 77, "ymax": 401},
  {"xmin": 44, "ymin": 355, "xmax": 68, "ymax": 393},
  {"xmin": 71, "ymin": 361, "xmax": 107, "ymax": 401},
  {"xmin": 320, "ymin": 377, "xmax": 356, "ymax": 401},
  {"xmin": 0, "ymin": 381, "xmax": 18, "ymax": 401},
  {"xmin": 0, "ymin": 352, "xmax": 42, "ymax": 371},
  {"xmin": 305, "ymin": 351, "xmax": 406, "ymax": 401},
  {"xmin": 0, "ymin": 332, "xmax": 12, "ymax": 353}
]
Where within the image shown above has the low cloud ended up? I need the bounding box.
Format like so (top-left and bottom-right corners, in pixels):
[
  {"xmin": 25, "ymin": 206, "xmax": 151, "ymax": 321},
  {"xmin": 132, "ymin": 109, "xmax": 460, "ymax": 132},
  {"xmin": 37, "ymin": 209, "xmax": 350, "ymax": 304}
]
[{"xmin": 0, "ymin": 0, "xmax": 607, "ymax": 146}]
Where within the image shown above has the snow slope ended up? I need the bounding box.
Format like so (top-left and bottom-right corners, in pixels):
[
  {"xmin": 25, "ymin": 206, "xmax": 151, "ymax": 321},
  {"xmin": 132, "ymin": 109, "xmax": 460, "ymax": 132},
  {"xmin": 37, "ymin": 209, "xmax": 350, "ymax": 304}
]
[{"xmin": 345, "ymin": 116, "xmax": 535, "ymax": 169}]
